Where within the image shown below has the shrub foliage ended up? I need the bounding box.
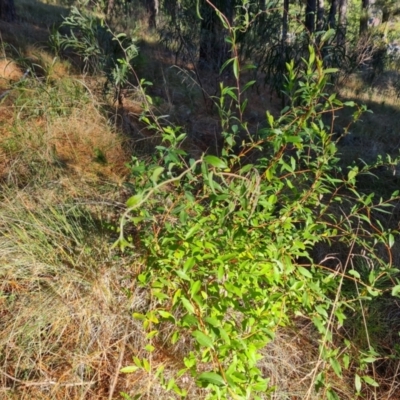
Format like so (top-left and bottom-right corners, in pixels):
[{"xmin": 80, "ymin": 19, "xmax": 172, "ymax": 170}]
[{"xmin": 116, "ymin": 41, "xmax": 400, "ymax": 399}]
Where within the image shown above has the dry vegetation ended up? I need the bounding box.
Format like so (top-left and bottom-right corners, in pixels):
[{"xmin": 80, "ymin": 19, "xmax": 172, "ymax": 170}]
[{"xmin": 0, "ymin": 1, "xmax": 400, "ymax": 399}]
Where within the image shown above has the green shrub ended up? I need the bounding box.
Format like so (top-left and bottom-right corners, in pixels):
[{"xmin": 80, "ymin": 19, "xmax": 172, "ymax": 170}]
[
  {"xmin": 54, "ymin": 5, "xmax": 138, "ymax": 93},
  {"xmin": 115, "ymin": 46, "xmax": 400, "ymax": 399},
  {"xmin": 112, "ymin": 4, "xmax": 400, "ymax": 398}
]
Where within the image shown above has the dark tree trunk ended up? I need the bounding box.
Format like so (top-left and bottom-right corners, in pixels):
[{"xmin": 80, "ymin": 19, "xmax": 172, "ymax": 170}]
[
  {"xmin": 146, "ymin": 0, "xmax": 159, "ymax": 29},
  {"xmin": 305, "ymin": 0, "xmax": 316, "ymax": 33},
  {"xmin": 0, "ymin": 0, "xmax": 16, "ymax": 22},
  {"xmin": 328, "ymin": 0, "xmax": 338, "ymax": 29},
  {"xmin": 199, "ymin": 0, "xmax": 233, "ymax": 71},
  {"xmin": 316, "ymin": 0, "xmax": 324, "ymax": 31},
  {"xmin": 337, "ymin": 0, "xmax": 347, "ymax": 47},
  {"xmin": 282, "ymin": 0, "xmax": 289, "ymax": 43},
  {"xmin": 359, "ymin": 0, "xmax": 370, "ymax": 35}
]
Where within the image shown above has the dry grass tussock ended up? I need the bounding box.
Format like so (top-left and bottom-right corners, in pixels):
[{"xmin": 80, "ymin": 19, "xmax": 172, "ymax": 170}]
[{"xmin": 0, "ymin": 59, "xmax": 23, "ymax": 84}]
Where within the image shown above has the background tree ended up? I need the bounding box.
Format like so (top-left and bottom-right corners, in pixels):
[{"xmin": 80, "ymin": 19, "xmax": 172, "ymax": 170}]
[
  {"xmin": 337, "ymin": 0, "xmax": 347, "ymax": 47},
  {"xmin": 0, "ymin": 0, "xmax": 16, "ymax": 22},
  {"xmin": 316, "ymin": 0, "xmax": 325, "ymax": 31},
  {"xmin": 199, "ymin": 0, "xmax": 233, "ymax": 70},
  {"xmin": 305, "ymin": 0, "xmax": 316, "ymax": 32},
  {"xmin": 146, "ymin": 0, "xmax": 159, "ymax": 28},
  {"xmin": 359, "ymin": 0, "xmax": 370, "ymax": 36},
  {"xmin": 328, "ymin": 0, "xmax": 338, "ymax": 28},
  {"xmin": 282, "ymin": 0, "xmax": 289, "ymax": 42}
]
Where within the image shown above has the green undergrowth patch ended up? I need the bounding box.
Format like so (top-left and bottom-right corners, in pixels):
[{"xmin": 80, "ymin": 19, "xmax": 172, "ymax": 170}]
[{"xmin": 115, "ymin": 43, "xmax": 400, "ymax": 399}]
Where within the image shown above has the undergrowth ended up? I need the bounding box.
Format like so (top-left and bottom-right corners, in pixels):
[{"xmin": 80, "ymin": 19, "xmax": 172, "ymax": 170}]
[{"xmin": 113, "ymin": 7, "xmax": 400, "ymax": 399}]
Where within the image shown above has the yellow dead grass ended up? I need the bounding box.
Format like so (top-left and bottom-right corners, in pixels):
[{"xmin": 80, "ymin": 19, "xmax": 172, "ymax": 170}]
[
  {"xmin": 50, "ymin": 104, "xmax": 130, "ymax": 179},
  {"xmin": 0, "ymin": 59, "xmax": 23, "ymax": 83}
]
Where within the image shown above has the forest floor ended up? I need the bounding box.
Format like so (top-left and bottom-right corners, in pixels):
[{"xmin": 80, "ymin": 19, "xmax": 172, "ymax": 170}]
[{"xmin": 1, "ymin": 1, "xmax": 400, "ymax": 399}]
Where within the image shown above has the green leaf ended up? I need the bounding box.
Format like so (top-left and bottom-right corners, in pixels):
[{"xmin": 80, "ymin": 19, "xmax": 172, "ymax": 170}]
[
  {"xmin": 326, "ymin": 389, "xmax": 340, "ymax": 400},
  {"xmin": 195, "ymin": 0, "xmax": 202, "ymax": 20},
  {"xmin": 181, "ymin": 297, "xmax": 195, "ymax": 314},
  {"xmin": 145, "ymin": 344, "xmax": 155, "ymax": 352},
  {"xmin": 362, "ymin": 375, "xmax": 379, "ymax": 387},
  {"xmin": 233, "ymin": 58, "xmax": 239, "ymax": 80},
  {"xmin": 120, "ymin": 365, "xmax": 139, "ymax": 373},
  {"xmin": 192, "ymin": 330, "xmax": 214, "ymax": 348},
  {"xmin": 242, "ymin": 80, "xmax": 256, "ymax": 93},
  {"xmin": 185, "ymin": 224, "xmax": 201, "ymax": 240},
  {"xmin": 176, "ymin": 270, "xmax": 190, "ymax": 281},
  {"xmin": 298, "ymin": 266, "xmax": 313, "ymax": 278},
  {"xmin": 126, "ymin": 194, "xmax": 143, "ymax": 208},
  {"xmin": 266, "ymin": 111, "xmax": 274, "ymax": 128},
  {"xmin": 190, "ymin": 280, "xmax": 202, "ymax": 297},
  {"xmin": 171, "ymin": 331, "xmax": 179, "ymax": 344},
  {"xmin": 197, "ymin": 372, "xmax": 225, "ymax": 386},
  {"xmin": 204, "ymin": 155, "xmax": 228, "ymax": 169},
  {"xmin": 392, "ymin": 285, "xmax": 400, "ymax": 297},
  {"xmin": 252, "ymin": 379, "xmax": 268, "ymax": 391},
  {"xmin": 205, "ymin": 317, "xmax": 220, "ymax": 327},
  {"xmin": 143, "ymin": 358, "xmax": 150, "ymax": 372},
  {"xmin": 132, "ymin": 313, "xmax": 146, "ymax": 320},
  {"xmin": 355, "ymin": 373, "xmax": 362, "ymax": 392},
  {"xmin": 348, "ymin": 269, "xmax": 361, "ymax": 279},
  {"xmin": 219, "ymin": 326, "xmax": 231, "ymax": 344},
  {"xmin": 146, "ymin": 330, "xmax": 158, "ymax": 339},
  {"xmin": 348, "ymin": 167, "xmax": 358, "ymax": 182},
  {"xmin": 329, "ymin": 357, "xmax": 342, "ymax": 377},
  {"xmin": 324, "ymin": 68, "xmax": 339, "ymax": 74},
  {"xmin": 389, "ymin": 233, "xmax": 395, "ymax": 248},
  {"xmin": 321, "ymin": 29, "xmax": 336, "ymax": 43},
  {"xmin": 220, "ymin": 58, "xmax": 234, "ymax": 74},
  {"xmin": 151, "ymin": 167, "xmax": 164, "ymax": 183},
  {"xmin": 362, "ymin": 357, "xmax": 377, "ymax": 363},
  {"xmin": 158, "ymin": 310, "xmax": 174, "ymax": 320},
  {"xmin": 343, "ymin": 354, "xmax": 350, "ymax": 369}
]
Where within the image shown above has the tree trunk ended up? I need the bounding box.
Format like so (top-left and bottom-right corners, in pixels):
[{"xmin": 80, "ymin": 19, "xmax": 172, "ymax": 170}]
[
  {"xmin": 337, "ymin": 0, "xmax": 347, "ymax": 47},
  {"xmin": 316, "ymin": 0, "xmax": 324, "ymax": 31},
  {"xmin": 0, "ymin": 0, "xmax": 16, "ymax": 22},
  {"xmin": 359, "ymin": 0, "xmax": 370, "ymax": 36},
  {"xmin": 305, "ymin": 0, "xmax": 316, "ymax": 33},
  {"xmin": 199, "ymin": 0, "xmax": 233, "ymax": 71},
  {"xmin": 328, "ymin": 0, "xmax": 338, "ymax": 29},
  {"xmin": 282, "ymin": 0, "xmax": 289, "ymax": 43},
  {"xmin": 146, "ymin": 0, "xmax": 159, "ymax": 29}
]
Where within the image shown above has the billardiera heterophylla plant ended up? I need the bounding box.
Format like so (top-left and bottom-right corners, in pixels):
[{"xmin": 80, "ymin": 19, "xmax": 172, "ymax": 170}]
[
  {"xmin": 113, "ymin": 9, "xmax": 400, "ymax": 400},
  {"xmin": 116, "ymin": 63, "xmax": 400, "ymax": 400}
]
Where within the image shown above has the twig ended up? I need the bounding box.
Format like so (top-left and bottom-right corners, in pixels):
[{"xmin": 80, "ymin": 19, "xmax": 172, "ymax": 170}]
[
  {"xmin": 108, "ymin": 324, "xmax": 130, "ymax": 400},
  {"xmin": 0, "ymin": 368, "xmax": 97, "ymax": 387}
]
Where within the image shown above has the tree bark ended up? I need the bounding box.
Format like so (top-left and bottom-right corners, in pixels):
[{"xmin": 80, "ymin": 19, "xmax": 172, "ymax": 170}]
[
  {"xmin": 146, "ymin": 0, "xmax": 159, "ymax": 29},
  {"xmin": 337, "ymin": 0, "xmax": 347, "ymax": 47},
  {"xmin": 199, "ymin": 0, "xmax": 233, "ymax": 71},
  {"xmin": 282, "ymin": 0, "xmax": 289, "ymax": 43},
  {"xmin": 328, "ymin": 0, "xmax": 338, "ymax": 29},
  {"xmin": 0, "ymin": 0, "xmax": 16, "ymax": 22},
  {"xmin": 316, "ymin": 0, "xmax": 324, "ymax": 31},
  {"xmin": 305, "ymin": 0, "xmax": 316, "ymax": 33},
  {"xmin": 359, "ymin": 0, "xmax": 370, "ymax": 36}
]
